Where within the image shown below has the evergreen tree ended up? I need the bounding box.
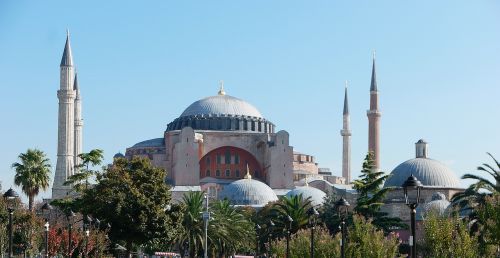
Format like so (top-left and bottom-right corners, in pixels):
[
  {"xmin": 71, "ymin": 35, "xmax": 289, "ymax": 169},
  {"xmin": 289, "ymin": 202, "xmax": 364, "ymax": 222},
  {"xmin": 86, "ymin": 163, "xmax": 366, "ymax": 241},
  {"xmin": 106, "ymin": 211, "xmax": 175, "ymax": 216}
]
[{"xmin": 353, "ymin": 152, "xmax": 406, "ymax": 232}]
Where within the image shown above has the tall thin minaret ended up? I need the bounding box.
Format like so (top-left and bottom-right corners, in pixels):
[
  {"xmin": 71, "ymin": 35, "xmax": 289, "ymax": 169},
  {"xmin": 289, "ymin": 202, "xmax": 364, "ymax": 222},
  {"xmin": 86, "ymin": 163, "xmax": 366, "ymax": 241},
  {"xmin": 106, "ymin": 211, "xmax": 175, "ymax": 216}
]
[
  {"xmin": 74, "ymin": 73, "xmax": 83, "ymax": 168},
  {"xmin": 341, "ymin": 81, "xmax": 352, "ymax": 183},
  {"xmin": 53, "ymin": 31, "xmax": 76, "ymax": 199},
  {"xmin": 367, "ymin": 53, "xmax": 381, "ymax": 170}
]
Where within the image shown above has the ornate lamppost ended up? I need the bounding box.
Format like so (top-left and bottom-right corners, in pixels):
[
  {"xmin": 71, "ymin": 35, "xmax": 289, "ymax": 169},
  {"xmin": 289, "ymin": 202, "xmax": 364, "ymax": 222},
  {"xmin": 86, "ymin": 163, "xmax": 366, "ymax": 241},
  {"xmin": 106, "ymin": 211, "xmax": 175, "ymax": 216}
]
[
  {"xmin": 3, "ymin": 188, "xmax": 19, "ymax": 258},
  {"xmin": 66, "ymin": 210, "xmax": 76, "ymax": 258},
  {"xmin": 335, "ymin": 197, "xmax": 350, "ymax": 258},
  {"xmin": 402, "ymin": 174, "xmax": 423, "ymax": 258},
  {"xmin": 41, "ymin": 202, "xmax": 53, "ymax": 258},
  {"xmin": 285, "ymin": 215, "xmax": 293, "ymax": 258},
  {"xmin": 307, "ymin": 207, "xmax": 319, "ymax": 258},
  {"xmin": 83, "ymin": 215, "xmax": 93, "ymax": 258},
  {"xmin": 268, "ymin": 220, "xmax": 275, "ymax": 258}
]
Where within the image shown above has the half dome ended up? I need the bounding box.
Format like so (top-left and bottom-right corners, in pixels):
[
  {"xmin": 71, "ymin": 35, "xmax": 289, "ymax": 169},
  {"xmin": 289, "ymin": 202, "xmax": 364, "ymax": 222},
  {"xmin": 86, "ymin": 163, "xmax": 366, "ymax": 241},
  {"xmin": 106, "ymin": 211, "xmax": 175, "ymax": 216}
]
[
  {"xmin": 218, "ymin": 178, "xmax": 278, "ymax": 207},
  {"xmin": 286, "ymin": 186, "xmax": 326, "ymax": 206}
]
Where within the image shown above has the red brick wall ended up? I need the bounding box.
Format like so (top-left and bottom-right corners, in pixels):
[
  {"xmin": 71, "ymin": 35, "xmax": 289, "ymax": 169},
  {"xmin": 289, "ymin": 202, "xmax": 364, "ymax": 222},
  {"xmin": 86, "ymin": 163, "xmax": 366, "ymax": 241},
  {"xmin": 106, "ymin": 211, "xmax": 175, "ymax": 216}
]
[{"xmin": 199, "ymin": 146, "xmax": 264, "ymax": 181}]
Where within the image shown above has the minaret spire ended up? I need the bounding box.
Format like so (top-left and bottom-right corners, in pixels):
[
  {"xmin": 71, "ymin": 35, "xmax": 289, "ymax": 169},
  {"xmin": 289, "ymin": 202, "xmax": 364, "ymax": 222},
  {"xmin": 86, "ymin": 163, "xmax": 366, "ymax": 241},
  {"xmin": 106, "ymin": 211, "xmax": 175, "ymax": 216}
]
[
  {"xmin": 367, "ymin": 53, "xmax": 381, "ymax": 171},
  {"xmin": 53, "ymin": 32, "xmax": 76, "ymax": 199},
  {"xmin": 74, "ymin": 73, "xmax": 83, "ymax": 168},
  {"xmin": 341, "ymin": 81, "xmax": 352, "ymax": 183}
]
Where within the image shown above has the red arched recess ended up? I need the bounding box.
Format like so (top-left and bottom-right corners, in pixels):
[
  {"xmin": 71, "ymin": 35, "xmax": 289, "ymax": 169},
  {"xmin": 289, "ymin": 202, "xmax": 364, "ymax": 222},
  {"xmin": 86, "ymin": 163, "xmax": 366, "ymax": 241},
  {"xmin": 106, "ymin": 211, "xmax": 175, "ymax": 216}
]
[{"xmin": 199, "ymin": 146, "xmax": 264, "ymax": 181}]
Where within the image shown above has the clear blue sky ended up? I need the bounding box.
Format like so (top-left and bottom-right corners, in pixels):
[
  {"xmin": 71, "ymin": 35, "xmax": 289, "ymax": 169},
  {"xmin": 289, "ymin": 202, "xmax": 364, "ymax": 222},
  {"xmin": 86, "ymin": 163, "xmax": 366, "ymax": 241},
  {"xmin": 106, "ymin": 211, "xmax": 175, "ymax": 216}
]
[{"xmin": 1, "ymin": 1, "xmax": 499, "ymax": 202}]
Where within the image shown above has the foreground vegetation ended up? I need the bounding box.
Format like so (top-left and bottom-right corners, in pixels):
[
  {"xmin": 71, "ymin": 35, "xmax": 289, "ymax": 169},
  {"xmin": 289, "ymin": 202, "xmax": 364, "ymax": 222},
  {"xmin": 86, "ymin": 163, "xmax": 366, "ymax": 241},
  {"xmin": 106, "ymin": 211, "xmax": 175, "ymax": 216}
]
[{"xmin": 0, "ymin": 149, "xmax": 498, "ymax": 257}]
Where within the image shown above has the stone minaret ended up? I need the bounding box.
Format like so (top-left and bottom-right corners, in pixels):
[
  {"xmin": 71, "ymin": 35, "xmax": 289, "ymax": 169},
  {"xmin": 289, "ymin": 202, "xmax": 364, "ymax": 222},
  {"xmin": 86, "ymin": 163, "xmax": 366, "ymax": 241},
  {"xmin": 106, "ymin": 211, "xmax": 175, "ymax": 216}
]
[
  {"xmin": 367, "ymin": 55, "xmax": 381, "ymax": 171},
  {"xmin": 340, "ymin": 82, "xmax": 351, "ymax": 184},
  {"xmin": 74, "ymin": 73, "xmax": 83, "ymax": 167},
  {"xmin": 53, "ymin": 32, "xmax": 76, "ymax": 199}
]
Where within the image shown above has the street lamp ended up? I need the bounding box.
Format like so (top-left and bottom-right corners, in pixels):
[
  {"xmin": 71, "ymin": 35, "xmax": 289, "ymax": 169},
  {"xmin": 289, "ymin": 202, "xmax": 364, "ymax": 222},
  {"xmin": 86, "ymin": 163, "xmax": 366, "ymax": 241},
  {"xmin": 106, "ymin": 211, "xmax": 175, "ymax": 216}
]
[
  {"xmin": 3, "ymin": 188, "xmax": 19, "ymax": 258},
  {"xmin": 268, "ymin": 220, "xmax": 275, "ymax": 258},
  {"xmin": 41, "ymin": 202, "xmax": 53, "ymax": 258},
  {"xmin": 83, "ymin": 215, "xmax": 93, "ymax": 258},
  {"xmin": 285, "ymin": 215, "xmax": 293, "ymax": 258},
  {"xmin": 66, "ymin": 210, "xmax": 76, "ymax": 258},
  {"xmin": 202, "ymin": 193, "xmax": 210, "ymax": 258},
  {"xmin": 402, "ymin": 174, "xmax": 423, "ymax": 258},
  {"xmin": 307, "ymin": 207, "xmax": 319, "ymax": 258},
  {"xmin": 255, "ymin": 224, "xmax": 261, "ymax": 258},
  {"xmin": 335, "ymin": 197, "xmax": 350, "ymax": 258}
]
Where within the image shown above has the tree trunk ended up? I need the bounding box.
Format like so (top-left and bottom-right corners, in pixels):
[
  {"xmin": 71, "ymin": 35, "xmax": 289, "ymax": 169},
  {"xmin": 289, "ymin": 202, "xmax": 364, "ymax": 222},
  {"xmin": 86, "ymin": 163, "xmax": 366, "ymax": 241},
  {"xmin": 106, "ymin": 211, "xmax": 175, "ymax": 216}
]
[
  {"xmin": 29, "ymin": 194, "xmax": 34, "ymax": 212},
  {"xmin": 126, "ymin": 240, "xmax": 133, "ymax": 258}
]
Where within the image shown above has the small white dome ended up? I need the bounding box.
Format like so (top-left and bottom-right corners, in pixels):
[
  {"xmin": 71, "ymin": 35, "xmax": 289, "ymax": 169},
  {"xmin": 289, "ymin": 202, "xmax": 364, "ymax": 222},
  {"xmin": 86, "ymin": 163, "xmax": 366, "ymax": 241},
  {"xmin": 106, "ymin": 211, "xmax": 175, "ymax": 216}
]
[
  {"xmin": 218, "ymin": 178, "xmax": 278, "ymax": 207},
  {"xmin": 416, "ymin": 192, "xmax": 451, "ymax": 220},
  {"xmin": 286, "ymin": 186, "xmax": 326, "ymax": 206}
]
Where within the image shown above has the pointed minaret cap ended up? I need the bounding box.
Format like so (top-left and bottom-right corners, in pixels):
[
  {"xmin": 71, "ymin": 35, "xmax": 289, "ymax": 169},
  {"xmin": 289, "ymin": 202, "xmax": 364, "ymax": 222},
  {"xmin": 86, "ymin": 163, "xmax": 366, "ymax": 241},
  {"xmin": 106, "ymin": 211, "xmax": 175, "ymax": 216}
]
[
  {"xmin": 343, "ymin": 81, "xmax": 349, "ymax": 115},
  {"xmin": 370, "ymin": 51, "xmax": 377, "ymax": 92},
  {"xmin": 73, "ymin": 73, "xmax": 79, "ymax": 91},
  {"xmin": 244, "ymin": 164, "xmax": 252, "ymax": 179},
  {"xmin": 218, "ymin": 80, "xmax": 226, "ymax": 95},
  {"xmin": 60, "ymin": 30, "xmax": 74, "ymax": 67}
]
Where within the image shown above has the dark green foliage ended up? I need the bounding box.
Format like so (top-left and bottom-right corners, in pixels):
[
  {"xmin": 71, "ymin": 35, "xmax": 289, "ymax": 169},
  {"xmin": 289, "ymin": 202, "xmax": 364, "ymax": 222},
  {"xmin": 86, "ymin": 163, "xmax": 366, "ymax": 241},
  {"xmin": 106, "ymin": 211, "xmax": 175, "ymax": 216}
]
[
  {"xmin": 353, "ymin": 152, "xmax": 406, "ymax": 232},
  {"xmin": 78, "ymin": 157, "xmax": 172, "ymax": 255},
  {"xmin": 64, "ymin": 149, "xmax": 104, "ymax": 193},
  {"xmin": 269, "ymin": 194, "xmax": 313, "ymax": 237}
]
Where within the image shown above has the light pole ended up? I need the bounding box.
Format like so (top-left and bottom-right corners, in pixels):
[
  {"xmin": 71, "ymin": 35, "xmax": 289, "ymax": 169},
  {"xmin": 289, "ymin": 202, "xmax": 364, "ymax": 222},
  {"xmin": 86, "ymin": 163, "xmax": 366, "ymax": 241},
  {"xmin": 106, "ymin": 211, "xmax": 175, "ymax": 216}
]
[
  {"xmin": 255, "ymin": 224, "xmax": 261, "ymax": 258},
  {"xmin": 268, "ymin": 220, "xmax": 275, "ymax": 258},
  {"xmin": 41, "ymin": 202, "xmax": 53, "ymax": 258},
  {"xmin": 335, "ymin": 197, "xmax": 350, "ymax": 258},
  {"xmin": 66, "ymin": 210, "xmax": 75, "ymax": 258},
  {"xmin": 202, "ymin": 193, "xmax": 210, "ymax": 258},
  {"xmin": 83, "ymin": 215, "xmax": 92, "ymax": 258},
  {"xmin": 285, "ymin": 215, "xmax": 293, "ymax": 258},
  {"xmin": 3, "ymin": 188, "xmax": 19, "ymax": 258},
  {"xmin": 402, "ymin": 174, "xmax": 423, "ymax": 258},
  {"xmin": 307, "ymin": 207, "xmax": 319, "ymax": 258}
]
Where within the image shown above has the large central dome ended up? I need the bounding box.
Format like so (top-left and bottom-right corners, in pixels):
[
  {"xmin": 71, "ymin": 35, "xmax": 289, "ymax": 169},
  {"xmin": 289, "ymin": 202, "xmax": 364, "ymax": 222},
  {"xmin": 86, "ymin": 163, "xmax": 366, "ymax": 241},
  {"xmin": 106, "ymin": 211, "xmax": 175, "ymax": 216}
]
[{"xmin": 180, "ymin": 94, "xmax": 263, "ymax": 118}]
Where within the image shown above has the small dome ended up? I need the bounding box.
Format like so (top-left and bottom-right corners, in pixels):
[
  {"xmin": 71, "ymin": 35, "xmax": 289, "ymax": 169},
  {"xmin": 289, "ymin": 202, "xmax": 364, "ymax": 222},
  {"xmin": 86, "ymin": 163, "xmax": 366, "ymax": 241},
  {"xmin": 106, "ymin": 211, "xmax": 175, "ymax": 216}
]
[
  {"xmin": 286, "ymin": 186, "xmax": 326, "ymax": 206},
  {"xmin": 218, "ymin": 178, "xmax": 278, "ymax": 207},
  {"xmin": 416, "ymin": 192, "xmax": 451, "ymax": 220},
  {"xmin": 180, "ymin": 94, "xmax": 263, "ymax": 118},
  {"xmin": 113, "ymin": 152, "xmax": 125, "ymax": 159},
  {"xmin": 384, "ymin": 140, "xmax": 461, "ymax": 188}
]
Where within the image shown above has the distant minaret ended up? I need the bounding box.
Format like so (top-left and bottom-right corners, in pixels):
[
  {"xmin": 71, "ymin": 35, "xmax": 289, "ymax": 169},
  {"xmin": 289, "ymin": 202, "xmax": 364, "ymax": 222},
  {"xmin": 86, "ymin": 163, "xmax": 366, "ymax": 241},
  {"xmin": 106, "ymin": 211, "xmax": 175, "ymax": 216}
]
[
  {"xmin": 341, "ymin": 81, "xmax": 352, "ymax": 183},
  {"xmin": 53, "ymin": 31, "xmax": 76, "ymax": 199},
  {"xmin": 367, "ymin": 53, "xmax": 381, "ymax": 170},
  {"xmin": 74, "ymin": 73, "xmax": 83, "ymax": 168}
]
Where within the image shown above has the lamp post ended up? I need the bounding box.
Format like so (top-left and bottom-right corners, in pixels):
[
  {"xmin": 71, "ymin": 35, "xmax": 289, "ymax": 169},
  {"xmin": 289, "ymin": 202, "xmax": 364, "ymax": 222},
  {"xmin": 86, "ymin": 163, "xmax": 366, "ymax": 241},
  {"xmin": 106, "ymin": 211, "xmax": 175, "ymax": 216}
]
[
  {"xmin": 3, "ymin": 188, "xmax": 19, "ymax": 258},
  {"xmin": 268, "ymin": 220, "xmax": 275, "ymax": 258},
  {"xmin": 66, "ymin": 210, "xmax": 75, "ymax": 258},
  {"xmin": 285, "ymin": 215, "xmax": 293, "ymax": 258},
  {"xmin": 83, "ymin": 215, "xmax": 92, "ymax": 258},
  {"xmin": 202, "ymin": 193, "xmax": 210, "ymax": 258},
  {"xmin": 335, "ymin": 197, "xmax": 350, "ymax": 258},
  {"xmin": 307, "ymin": 207, "xmax": 319, "ymax": 258},
  {"xmin": 41, "ymin": 202, "xmax": 53, "ymax": 258},
  {"xmin": 402, "ymin": 174, "xmax": 423, "ymax": 258},
  {"xmin": 255, "ymin": 224, "xmax": 261, "ymax": 258}
]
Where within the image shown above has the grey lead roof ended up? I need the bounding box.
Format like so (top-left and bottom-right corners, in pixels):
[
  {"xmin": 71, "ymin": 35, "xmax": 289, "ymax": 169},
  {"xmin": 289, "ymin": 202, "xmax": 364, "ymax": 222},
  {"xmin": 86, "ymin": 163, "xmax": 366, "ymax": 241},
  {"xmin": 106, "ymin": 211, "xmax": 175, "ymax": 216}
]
[
  {"xmin": 343, "ymin": 86, "xmax": 349, "ymax": 115},
  {"xmin": 370, "ymin": 58, "xmax": 377, "ymax": 91},
  {"xmin": 60, "ymin": 34, "xmax": 73, "ymax": 67},
  {"xmin": 180, "ymin": 94, "xmax": 263, "ymax": 118},
  {"xmin": 132, "ymin": 138, "xmax": 165, "ymax": 148},
  {"xmin": 73, "ymin": 73, "xmax": 79, "ymax": 91}
]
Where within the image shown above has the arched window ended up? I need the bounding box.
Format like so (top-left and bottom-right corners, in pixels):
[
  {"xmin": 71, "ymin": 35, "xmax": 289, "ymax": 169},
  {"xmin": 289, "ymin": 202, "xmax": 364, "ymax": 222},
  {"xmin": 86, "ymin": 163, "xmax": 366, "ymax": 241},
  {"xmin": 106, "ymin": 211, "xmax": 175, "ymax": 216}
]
[
  {"xmin": 206, "ymin": 156, "xmax": 210, "ymax": 165},
  {"xmin": 206, "ymin": 170, "xmax": 211, "ymax": 177},
  {"xmin": 235, "ymin": 170, "xmax": 240, "ymax": 177},
  {"xmin": 225, "ymin": 169, "xmax": 230, "ymax": 177},
  {"xmin": 225, "ymin": 149, "xmax": 231, "ymax": 164},
  {"xmin": 216, "ymin": 170, "xmax": 221, "ymax": 177}
]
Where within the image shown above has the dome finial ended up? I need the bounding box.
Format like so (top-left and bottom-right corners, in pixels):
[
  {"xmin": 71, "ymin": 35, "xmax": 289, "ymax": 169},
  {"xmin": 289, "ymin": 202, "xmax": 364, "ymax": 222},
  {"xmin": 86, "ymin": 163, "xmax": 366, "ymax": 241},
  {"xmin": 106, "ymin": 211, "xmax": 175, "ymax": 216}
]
[
  {"xmin": 244, "ymin": 163, "xmax": 252, "ymax": 179},
  {"xmin": 305, "ymin": 176, "xmax": 309, "ymax": 187},
  {"xmin": 218, "ymin": 80, "xmax": 226, "ymax": 95}
]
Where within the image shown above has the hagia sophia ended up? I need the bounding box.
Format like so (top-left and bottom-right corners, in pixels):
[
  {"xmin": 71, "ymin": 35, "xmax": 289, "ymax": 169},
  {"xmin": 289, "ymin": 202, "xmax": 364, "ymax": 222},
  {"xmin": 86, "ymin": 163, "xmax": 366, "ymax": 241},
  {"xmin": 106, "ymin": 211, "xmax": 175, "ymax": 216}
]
[{"xmin": 52, "ymin": 33, "xmax": 465, "ymax": 225}]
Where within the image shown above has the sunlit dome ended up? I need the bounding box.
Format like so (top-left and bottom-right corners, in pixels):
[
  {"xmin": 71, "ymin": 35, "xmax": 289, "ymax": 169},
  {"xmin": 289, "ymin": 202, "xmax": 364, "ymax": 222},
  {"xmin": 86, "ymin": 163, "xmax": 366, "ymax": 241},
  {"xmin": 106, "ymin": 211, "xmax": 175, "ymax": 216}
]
[
  {"xmin": 416, "ymin": 192, "xmax": 451, "ymax": 220},
  {"xmin": 218, "ymin": 175, "xmax": 278, "ymax": 207},
  {"xmin": 180, "ymin": 93, "xmax": 263, "ymax": 118},
  {"xmin": 286, "ymin": 186, "xmax": 326, "ymax": 206}
]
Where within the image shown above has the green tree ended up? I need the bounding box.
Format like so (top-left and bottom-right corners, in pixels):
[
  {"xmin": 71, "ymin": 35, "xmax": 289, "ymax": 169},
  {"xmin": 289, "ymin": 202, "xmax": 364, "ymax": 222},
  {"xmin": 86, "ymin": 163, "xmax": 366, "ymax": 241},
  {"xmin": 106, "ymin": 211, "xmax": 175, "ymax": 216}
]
[
  {"xmin": 175, "ymin": 191, "xmax": 205, "ymax": 257},
  {"xmin": 475, "ymin": 193, "xmax": 500, "ymax": 256},
  {"xmin": 345, "ymin": 215, "xmax": 400, "ymax": 258},
  {"xmin": 271, "ymin": 226, "xmax": 341, "ymax": 258},
  {"xmin": 419, "ymin": 212, "xmax": 480, "ymax": 258},
  {"xmin": 64, "ymin": 149, "xmax": 104, "ymax": 193},
  {"xmin": 77, "ymin": 157, "xmax": 172, "ymax": 256},
  {"xmin": 353, "ymin": 152, "xmax": 406, "ymax": 232},
  {"xmin": 12, "ymin": 149, "xmax": 51, "ymax": 211},
  {"xmin": 269, "ymin": 194, "xmax": 313, "ymax": 238}
]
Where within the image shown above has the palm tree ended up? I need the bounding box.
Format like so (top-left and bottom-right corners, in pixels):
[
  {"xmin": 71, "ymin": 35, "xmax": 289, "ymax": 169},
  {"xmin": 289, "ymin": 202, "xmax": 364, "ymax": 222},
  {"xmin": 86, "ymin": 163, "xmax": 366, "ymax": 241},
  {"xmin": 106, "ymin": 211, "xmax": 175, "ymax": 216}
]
[
  {"xmin": 452, "ymin": 152, "xmax": 500, "ymax": 210},
  {"xmin": 270, "ymin": 194, "xmax": 312, "ymax": 236},
  {"xmin": 176, "ymin": 191, "xmax": 205, "ymax": 257},
  {"xmin": 12, "ymin": 149, "xmax": 51, "ymax": 211}
]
